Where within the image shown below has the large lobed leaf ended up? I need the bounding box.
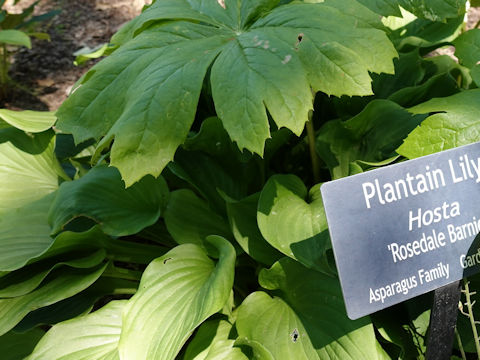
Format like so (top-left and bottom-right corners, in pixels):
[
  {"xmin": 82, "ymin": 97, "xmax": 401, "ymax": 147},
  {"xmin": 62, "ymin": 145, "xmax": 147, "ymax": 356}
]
[{"xmin": 56, "ymin": 0, "xmax": 396, "ymax": 186}]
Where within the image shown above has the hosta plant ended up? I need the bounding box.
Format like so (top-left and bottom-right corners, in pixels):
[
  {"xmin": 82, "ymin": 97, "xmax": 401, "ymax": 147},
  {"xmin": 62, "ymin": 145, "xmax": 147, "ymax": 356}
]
[{"xmin": 2, "ymin": 0, "xmax": 480, "ymax": 359}]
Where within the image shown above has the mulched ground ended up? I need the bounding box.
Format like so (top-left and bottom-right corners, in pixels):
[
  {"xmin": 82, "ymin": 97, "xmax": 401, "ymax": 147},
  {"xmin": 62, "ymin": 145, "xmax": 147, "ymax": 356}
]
[{"xmin": 2, "ymin": 0, "xmax": 145, "ymax": 110}]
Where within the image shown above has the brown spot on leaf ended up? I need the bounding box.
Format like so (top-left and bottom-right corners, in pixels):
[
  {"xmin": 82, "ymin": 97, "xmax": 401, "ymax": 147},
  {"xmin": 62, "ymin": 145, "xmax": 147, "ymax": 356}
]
[{"xmin": 163, "ymin": 258, "xmax": 172, "ymax": 264}]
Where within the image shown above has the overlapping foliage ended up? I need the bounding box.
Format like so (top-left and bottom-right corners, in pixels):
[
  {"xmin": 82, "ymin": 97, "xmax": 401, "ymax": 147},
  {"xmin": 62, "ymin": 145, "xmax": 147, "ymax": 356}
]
[{"xmin": 2, "ymin": 0, "xmax": 480, "ymax": 359}]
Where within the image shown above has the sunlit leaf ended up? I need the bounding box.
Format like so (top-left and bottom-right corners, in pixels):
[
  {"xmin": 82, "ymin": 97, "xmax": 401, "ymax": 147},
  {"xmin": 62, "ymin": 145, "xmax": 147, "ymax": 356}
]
[
  {"xmin": 118, "ymin": 236, "xmax": 235, "ymax": 360},
  {"xmin": 236, "ymin": 258, "xmax": 389, "ymax": 359},
  {"xmin": 258, "ymin": 175, "xmax": 332, "ymax": 274},
  {"xmin": 27, "ymin": 301, "xmax": 125, "ymax": 360},
  {"xmin": 397, "ymin": 89, "xmax": 480, "ymax": 159}
]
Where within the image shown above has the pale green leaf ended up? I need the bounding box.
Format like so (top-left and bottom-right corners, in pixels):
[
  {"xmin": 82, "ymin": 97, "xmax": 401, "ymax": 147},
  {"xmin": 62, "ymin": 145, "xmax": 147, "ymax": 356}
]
[
  {"xmin": 118, "ymin": 236, "xmax": 235, "ymax": 360},
  {"xmin": 0, "ymin": 29, "xmax": 31, "ymax": 48},
  {"xmin": 48, "ymin": 165, "xmax": 169, "ymax": 236},
  {"xmin": 0, "ymin": 110, "xmax": 56, "ymax": 133},
  {"xmin": 164, "ymin": 190, "xmax": 232, "ymax": 247},
  {"xmin": 0, "ymin": 262, "xmax": 107, "ymax": 336},
  {"xmin": 74, "ymin": 43, "xmax": 111, "ymax": 66},
  {"xmin": 0, "ymin": 328, "xmax": 45, "ymax": 360},
  {"xmin": 27, "ymin": 301, "xmax": 125, "ymax": 360},
  {"xmin": 236, "ymin": 258, "xmax": 389, "ymax": 360},
  {"xmin": 56, "ymin": 0, "xmax": 395, "ymax": 185},
  {"xmin": 397, "ymin": 89, "xmax": 480, "ymax": 159},
  {"xmin": 257, "ymin": 175, "xmax": 332, "ymax": 274},
  {"xmin": 0, "ymin": 131, "xmax": 60, "ymax": 213},
  {"xmin": 184, "ymin": 319, "xmax": 247, "ymax": 360}
]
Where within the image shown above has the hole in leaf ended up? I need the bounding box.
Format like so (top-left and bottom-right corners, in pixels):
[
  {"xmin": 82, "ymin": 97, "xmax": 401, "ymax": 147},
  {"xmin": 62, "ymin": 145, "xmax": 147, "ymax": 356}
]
[{"xmin": 291, "ymin": 328, "xmax": 299, "ymax": 343}]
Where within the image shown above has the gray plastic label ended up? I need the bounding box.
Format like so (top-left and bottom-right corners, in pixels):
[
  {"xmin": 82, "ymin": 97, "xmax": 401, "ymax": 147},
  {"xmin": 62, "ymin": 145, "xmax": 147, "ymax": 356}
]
[{"xmin": 321, "ymin": 142, "xmax": 480, "ymax": 319}]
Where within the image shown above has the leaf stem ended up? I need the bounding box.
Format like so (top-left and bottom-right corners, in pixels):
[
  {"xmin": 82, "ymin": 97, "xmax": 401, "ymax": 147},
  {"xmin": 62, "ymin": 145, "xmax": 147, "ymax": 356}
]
[
  {"xmin": 0, "ymin": 43, "xmax": 8, "ymax": 97},
  {"xmin": 102, "ymin": 265, "xmax": 143, "ymax": 282},
  {"xmin": 455, "ymin": 327, "xmax": 467, "ymax": 360},
  {"xmin": 306, "ymin": 111, "xmax": 320, "ymax": 183},
  {"xmin": 103, "ymin": 238, "xmax": 167, "ymax": 265},
  {"xmin": 463, "ymin": 279, "xmax": 480, "ymax": 358}
]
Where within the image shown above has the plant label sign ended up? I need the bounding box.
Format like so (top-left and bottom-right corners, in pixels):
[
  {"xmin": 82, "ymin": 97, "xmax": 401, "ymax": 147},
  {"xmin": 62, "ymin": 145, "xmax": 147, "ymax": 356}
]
[{"xmin": 321, "ymin": 142, "xmax": 480, "ymax": 320}]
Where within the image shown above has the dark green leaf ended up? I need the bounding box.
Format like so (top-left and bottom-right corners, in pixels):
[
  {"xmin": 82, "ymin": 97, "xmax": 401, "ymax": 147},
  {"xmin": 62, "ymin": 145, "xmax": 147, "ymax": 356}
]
[
  {"xmin": 0, "ymin": 328, "xmax": 45, "ymax": 360},
  {"xmin": 164, "ymin": 189, "xmax": 232, "ymax": 247},
  {"xmin": 48, "ymin": 166, "xmax": 169, "ymax": 236},
  {"xmin": 0, "ymin": 262, "xmax": 107, "ymax": 336},
  {"xmin": 316, "ymin": 100, "xmax": 426, "ymax": 179},
  {"xmin": 226, "ymin": 193, "xmax": 282, "ymax": 266}
]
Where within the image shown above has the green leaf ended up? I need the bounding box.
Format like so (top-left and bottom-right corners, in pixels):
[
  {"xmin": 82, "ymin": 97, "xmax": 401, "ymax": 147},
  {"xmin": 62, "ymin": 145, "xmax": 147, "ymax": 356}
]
[
  {"xmin": 236, "ymin": 258, "xmax": 388, "ymax": 360},
  {"xmin": 26, "ymin": 300, "xmax": 125, "ymax": 360},
  {"xmin": 0, "ymin": 131, "xmax": 60, "ymax": 213},
  {"xmin": 472, "ymin": 64, "xmax": 480, "ymax": 87},
  {"xmin": 74, "ymin": 43, "xmax": 111, "ymax": 66},
  {"xmin": 39, "ymin": 226, "xmax": 166, "ymax": 266},
  {"xmin": 397, "ymin": 89, "xmax": 480, "ymax": 159},
  {"xmin": 226, "ymin": 193, "xmax": 282, "ymax": 266},
  {"xmin": 0, "ymin": 110, "xmax": 56, "ymax": 133},
  {"xmin": 316, "ymin": 99, "xmax": 426, "ymax": 178},
  {"xmin": 357, "ymin": 0, "xmax": 466, "ymax": 20},
  {"xmin": 355, "ymin": 0, "xmax": 402, "ymax": 17},
  {"xmin": 13, "ymin": 278, "xmax": 137, "ymax": 333},
  {"xmin": 0, "ymin": 194, "xmax": 54, "ymax": 271},
  {"xmin": 384, "ymin": 9, "xmax": 464, "ymax": 50},
  {"xmin": 257, "ymin": 175, "xmax": 332, "ymax": 274},
  {"xmin": 164, "ymin": 189, "xmax": 232, "ymax": 247},
  {"xmin": 56, "ymin": 0, "xmax": 396, "ymax": 186},
  {"xmin": 0, "ymin": 29, "xmax": 31, "ymax": 48},
  {"xmin": 0, "ymin": 262, "xmax": 107, "ymax": 336},
  {"xmin": 183, "ymin": 318, "xmax": 247, "ymax": 360},
  {"xmin": 118, "ymin": 236, "xmax": 235, "ymax": 360},
  {"xmin": 0, "ymin": 328, "xmax": 45, "ymax": 360},
  {"xmin": 453, "ymin": 28, "xmax": 480, "ymax": 68},
  {"xmin": 0, "ymin": 249, "xmax": 106, "ymax": 298},
  {"xmin": 170, "ymin": 149, "xmax": 248, "ymax": 214},
  {"xmin": 48, "ymin": 165, "xmax": 169, "ymax": 236}
]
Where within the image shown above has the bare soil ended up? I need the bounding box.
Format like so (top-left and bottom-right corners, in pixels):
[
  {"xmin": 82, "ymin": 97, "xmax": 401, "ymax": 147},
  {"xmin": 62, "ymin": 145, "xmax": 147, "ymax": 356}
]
[{"xmin": 2, "ymin": 0, "xmax": 146, "ymax": 110}]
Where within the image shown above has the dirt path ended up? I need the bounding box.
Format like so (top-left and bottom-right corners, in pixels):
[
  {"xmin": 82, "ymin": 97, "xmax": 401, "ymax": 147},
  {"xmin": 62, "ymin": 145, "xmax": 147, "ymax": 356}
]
[{"xmin": 2, "ymin": 0, "xmax": 147, "ymax": 110}]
